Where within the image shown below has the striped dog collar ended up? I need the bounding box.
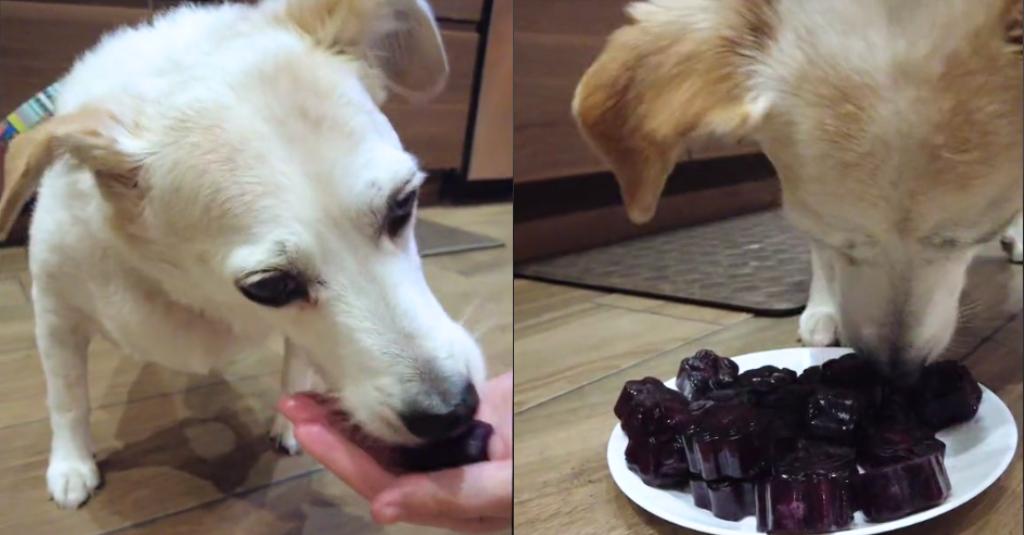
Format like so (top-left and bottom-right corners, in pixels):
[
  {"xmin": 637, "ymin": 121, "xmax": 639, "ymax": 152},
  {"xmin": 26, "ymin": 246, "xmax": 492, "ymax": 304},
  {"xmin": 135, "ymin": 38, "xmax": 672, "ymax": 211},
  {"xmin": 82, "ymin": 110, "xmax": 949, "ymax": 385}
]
[{"xmin": 1, "ymin": 82, "xmax": 62, "ymax": 144}]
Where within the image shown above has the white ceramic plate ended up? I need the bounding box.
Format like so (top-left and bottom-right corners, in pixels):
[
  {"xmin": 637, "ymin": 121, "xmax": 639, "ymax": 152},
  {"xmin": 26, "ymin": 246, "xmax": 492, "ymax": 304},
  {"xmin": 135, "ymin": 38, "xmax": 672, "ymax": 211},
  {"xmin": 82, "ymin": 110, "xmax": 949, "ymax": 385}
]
[{"xmin": 607, "ymin": 347, "xmax": 1019, "ymax": 535}]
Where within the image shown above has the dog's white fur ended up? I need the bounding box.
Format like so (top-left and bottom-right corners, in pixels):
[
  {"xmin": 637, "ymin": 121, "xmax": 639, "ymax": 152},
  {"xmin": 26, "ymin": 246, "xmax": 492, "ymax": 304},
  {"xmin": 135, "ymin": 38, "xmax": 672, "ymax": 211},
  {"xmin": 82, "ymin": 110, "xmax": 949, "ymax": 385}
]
[
  {"xmin": 0, "ymin": 0, "xmax": 485, "ymax": 508},
  {"xmin": 575, "ymin": 0, "xmax": 1022, "ymax": 375}
]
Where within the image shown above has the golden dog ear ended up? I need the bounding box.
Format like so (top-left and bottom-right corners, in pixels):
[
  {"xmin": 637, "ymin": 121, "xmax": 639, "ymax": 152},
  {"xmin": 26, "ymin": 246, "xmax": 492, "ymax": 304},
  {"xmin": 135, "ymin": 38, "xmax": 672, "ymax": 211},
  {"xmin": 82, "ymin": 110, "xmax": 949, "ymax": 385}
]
[
  {"xmin": 572, "ymin": 1, "xmax": 772, "ymax": 224},
  {"xmin": 276, "ymin": 0, "xmax": 448, "ymax": 101},
  {"xmin": 0, "ymin": 107, "xmax": 143, "ymax": 240}
]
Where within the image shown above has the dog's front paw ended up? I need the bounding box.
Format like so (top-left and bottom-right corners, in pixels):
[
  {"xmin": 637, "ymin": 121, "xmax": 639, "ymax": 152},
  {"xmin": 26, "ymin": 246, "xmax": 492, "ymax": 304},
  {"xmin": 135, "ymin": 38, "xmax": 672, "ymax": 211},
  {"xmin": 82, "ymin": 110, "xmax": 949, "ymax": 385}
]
[
  {"xmin": 1001, "ymin": 234, "xmax": 1023, "ymax": 264},
  {"xmin": 47, "ymin": 456, "xmax": 100, "ymax": 509},
  {"xmin": 799, "ymin": 308, "xmax": 840, "ymax": 347},
  {"xmin": 269, "ymin": 414, "xmax": 302, "ymax": 455}
]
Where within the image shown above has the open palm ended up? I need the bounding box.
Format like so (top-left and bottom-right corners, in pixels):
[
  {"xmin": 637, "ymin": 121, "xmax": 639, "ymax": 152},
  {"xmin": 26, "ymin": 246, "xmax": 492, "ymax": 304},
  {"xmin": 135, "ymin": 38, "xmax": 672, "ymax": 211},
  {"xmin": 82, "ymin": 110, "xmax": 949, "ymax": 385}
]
[{"xmin": 278, "ymin": 372, "xmax": 513, "ymax": 533}]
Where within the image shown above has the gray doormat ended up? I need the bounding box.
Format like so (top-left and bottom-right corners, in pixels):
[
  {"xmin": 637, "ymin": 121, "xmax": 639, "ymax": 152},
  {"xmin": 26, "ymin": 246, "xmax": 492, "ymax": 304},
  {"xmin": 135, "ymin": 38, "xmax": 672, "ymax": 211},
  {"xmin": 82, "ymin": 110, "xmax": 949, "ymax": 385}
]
[
  {"xmin": 515, "ymin": 210, "xmax": 810, "ymax": 316},
  {"xmin": 417, "ymin": 219, "xmax": 504, "ymax": 257}
]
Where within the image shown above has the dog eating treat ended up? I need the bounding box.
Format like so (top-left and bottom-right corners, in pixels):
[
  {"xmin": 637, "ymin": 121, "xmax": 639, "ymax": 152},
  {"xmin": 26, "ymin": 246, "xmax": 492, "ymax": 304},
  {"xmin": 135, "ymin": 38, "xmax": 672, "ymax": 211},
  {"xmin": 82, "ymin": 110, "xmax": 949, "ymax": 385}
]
[
  {"xmin": 575, "ymin": 0, "xmax": 1023, "ymax": 375},
  {"xmin": 0, "ymin": 0, "xmax": 487, "ymax": 508}
]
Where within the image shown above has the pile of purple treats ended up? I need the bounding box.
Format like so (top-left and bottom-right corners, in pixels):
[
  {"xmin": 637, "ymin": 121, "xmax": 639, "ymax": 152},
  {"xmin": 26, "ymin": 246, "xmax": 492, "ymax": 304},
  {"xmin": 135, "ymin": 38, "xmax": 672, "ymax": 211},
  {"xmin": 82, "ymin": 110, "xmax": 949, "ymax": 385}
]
[{"xmin": 613, "ymin": 350, "xmax": 983, "ymax": 533}]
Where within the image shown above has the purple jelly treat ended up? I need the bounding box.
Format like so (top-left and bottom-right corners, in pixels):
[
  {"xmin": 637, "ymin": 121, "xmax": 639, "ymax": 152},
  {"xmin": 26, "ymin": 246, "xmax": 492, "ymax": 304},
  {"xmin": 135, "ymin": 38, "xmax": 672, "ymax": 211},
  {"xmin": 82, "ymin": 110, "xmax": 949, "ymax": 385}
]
[
  {"xmin": 913, "ymin": 361, "xmax": 982, "ymax": 430},
  {"xmin": 858, "ymin": 449, "xmax": 951, "ymax": 522},
  {"xmin": 857, "ymin": 389, "xmax": 941, "ymax": 468},
  {"xmin": 872, "ymin": 387, "xmax": 920, "ymax": 428},
  {"xmin": 797, "ymin": 365, "xmax": 823, "ymax": 385},
  {"xmin": 614, "ymin": 377, "xmax": 671, "ymax": 420},
  {"xmin": 858, "ymin": 427, "xmax": 945, "ymax": 470},
  {"xmin": 398, "ymin": 420, "xmax": 492, "ymax": 472},
  {"xmin": 775, "ymin": 440, "xmax": 857, "ymax": 478},
  {"xmin": 821, "ymin": 353, "xmax": 885, "ymax": 410},
  {"xmin": 821, "ymin": 353, "xmax": 881, "ymax": 387},
  {"xmin": 675, "ymin": 349, "xmax": 739, "ymax": 401},
  {"xmin": 685, "ymin": 400, "xmax": 768, "ymax": 480},
  {"xmin": 625, "ymin": 434, "xmax": 690, "ymax": 489},
  {"xmin": 759, "ymin": 408, "xmax": 804, "ymax": 463},
  {"xmin": 704, "ymin": 387, "xmax": 758, "ymax": 406},
  {"xmin": 738, "ymin": 366, "xmax": 798, "ymax": 393},
  {"xmin": 756, "ymin": 441, "xmax": 857, "ymax": 533},
  {"xmin": 614, "ymin": 378, "xmax": 691, "ymax": 440},
  {"xmin": 806, "ymin": 388, "xmax": 866, "ymax": 443},
  {"xmin": 738, "ymin": 366, "xmax": 799, "ymax": 408},
  {"xmin": 758, "ymin": 383, "xmax": 815, "ymax": 414},
  {"xmin": 691, "ymin": 477, "xmax": 757, "ymax": 521}
]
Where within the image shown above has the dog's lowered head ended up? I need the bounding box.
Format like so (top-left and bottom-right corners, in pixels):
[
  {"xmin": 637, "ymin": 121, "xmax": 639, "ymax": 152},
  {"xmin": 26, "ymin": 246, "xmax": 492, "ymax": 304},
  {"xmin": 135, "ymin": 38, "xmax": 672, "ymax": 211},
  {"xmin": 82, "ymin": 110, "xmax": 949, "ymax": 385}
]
[
  {"xmin": 573, "ymin": 0, "xmax": 1022, "ymax": 376},
  {"xmin": 0, "ymin": 0, "xmax": 484, "ymax": 445}
]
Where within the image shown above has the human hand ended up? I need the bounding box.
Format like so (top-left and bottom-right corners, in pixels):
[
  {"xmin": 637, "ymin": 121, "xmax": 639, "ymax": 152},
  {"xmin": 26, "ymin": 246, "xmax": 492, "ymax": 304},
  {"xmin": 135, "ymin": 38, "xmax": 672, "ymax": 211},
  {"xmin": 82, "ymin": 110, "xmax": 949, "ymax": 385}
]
[{"xmin": 278, "ymin": 372, "xmax": 513, "ymax": 533}]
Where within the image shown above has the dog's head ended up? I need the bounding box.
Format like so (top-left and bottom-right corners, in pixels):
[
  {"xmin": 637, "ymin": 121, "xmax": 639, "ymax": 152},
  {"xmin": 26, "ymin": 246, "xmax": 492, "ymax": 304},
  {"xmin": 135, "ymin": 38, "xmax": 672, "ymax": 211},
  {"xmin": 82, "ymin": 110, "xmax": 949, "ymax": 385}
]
[
  {"xmin": 574, "ymin": 0, "xmax": 1022, "ymax": 375},
  {"xmin": 1, "ymin": 0, "xmax": 484, "ymax": 445}
]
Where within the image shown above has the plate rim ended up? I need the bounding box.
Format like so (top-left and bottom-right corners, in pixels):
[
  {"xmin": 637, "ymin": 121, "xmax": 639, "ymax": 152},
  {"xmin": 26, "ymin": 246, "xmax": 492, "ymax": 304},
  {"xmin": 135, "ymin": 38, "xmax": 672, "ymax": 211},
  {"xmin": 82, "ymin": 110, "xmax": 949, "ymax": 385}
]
[{"xmin": 606, "ymin": 347, "xmax": 1020, "ymax": 535}]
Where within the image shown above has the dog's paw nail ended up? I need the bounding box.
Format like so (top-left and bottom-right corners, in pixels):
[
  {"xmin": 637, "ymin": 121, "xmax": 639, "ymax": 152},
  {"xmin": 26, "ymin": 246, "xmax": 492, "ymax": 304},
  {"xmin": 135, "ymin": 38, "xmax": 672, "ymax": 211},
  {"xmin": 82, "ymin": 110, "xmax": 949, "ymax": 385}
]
[
  {"xmin": 799, "ymin": 309, "xmax": 840, "ymax": 347},
  {"xmin": 47, "ymin": 458, "xmax": 100, "ymax": 509},
  {"xmin": 270, "ymin": 417, "xmax": 302, "ymax": 455},
  {"xmin": 270, "ymin": 434, "xmax": 302, "ymax": 455}
]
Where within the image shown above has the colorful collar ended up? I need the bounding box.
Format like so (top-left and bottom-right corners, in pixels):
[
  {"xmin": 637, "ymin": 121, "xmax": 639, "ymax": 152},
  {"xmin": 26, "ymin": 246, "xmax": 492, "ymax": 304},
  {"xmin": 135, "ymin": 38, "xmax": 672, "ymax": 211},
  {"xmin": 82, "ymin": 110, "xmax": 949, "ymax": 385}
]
[{"xmin": 1, "ymin": 82, "xmax": 62, "ymax": 144}]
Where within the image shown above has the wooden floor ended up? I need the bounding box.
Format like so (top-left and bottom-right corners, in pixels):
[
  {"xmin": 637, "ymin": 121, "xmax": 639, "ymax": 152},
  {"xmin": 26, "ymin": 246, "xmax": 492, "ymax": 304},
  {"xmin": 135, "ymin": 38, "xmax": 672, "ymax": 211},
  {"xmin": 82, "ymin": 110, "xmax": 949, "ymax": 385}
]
[
  {"xmin": 514, "ymin": 242, "xmax": 1023, "ymax": 535},
  {"xmin": 0, "ymin": 203, "xmax": 512, "ymax": 535}
]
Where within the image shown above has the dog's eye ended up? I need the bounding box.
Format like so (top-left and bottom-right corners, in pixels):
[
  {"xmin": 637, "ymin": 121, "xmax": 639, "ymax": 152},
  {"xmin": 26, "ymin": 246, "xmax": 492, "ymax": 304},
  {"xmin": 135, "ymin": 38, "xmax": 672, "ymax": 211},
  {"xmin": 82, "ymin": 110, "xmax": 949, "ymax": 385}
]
[
  {"xmin": 237, "ymin": 270, "xmax": 309, "ymax": 307},
  {"xmin": 385, "ymin": 189, "xmax": 418, "ymax": 239}
]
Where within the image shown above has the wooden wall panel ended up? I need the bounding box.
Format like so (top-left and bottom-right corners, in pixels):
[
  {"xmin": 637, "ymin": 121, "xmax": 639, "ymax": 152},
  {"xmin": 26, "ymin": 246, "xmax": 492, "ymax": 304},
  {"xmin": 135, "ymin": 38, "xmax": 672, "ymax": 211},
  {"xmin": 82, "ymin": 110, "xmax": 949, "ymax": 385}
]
[
  {"xmin": 467, "ymin": 0, "xmax": 512, "ymax": 180},
  {"xmin": 515, "ymin": 0, "xmax": 628, "ymax": 37},
  {"xmin": 513, "ymin": 0, "xmax": 630, "ymax": 182},
  {"xmin": 0, "ymin": 1, "xmax": 150, "ymax": 112},
  {"xmin": 383, "ymin": 30, "xmax": 477, "ymax": 170},
  {"xmin": 431, "ymin": 0, "xmax": 483, "ymax": 21},
  {"xmin": 0, "ymin": 1, "xmax": 476, "ymax": 172},
  {"xmin": 514, "ymin": 0, "xmax": 761, "ymax": 183},
  {"xmin": 513, "ymin": 33, "xmax": 605, "ymax": 182}
]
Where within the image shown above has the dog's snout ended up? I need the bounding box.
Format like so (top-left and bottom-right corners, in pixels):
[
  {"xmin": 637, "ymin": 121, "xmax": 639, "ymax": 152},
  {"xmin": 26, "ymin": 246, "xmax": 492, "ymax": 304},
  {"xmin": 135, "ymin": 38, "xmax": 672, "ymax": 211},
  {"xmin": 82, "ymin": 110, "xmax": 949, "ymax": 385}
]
[
  {"xmin": 400, "ymin": 382, "xmax": 479, "ymax": 441},
  {"xmin": 853, "ymin": 345, "xmax": 925, "ymax": 385},
  {"xmin": 884, "ymin": 355, "xmax": 925, "ymax": 385}
]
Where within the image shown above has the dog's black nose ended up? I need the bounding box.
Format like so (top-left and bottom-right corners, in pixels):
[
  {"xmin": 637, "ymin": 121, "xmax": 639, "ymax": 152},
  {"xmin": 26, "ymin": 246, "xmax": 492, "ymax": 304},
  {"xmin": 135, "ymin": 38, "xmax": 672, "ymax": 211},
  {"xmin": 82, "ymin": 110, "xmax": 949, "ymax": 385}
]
[
  {"xmin": 888, "ymin": 358, "xmax": 925, "ymax": 386},
  {"xmin": 400, "ymin": 382, "xmax": 479, "ymax": 441}
]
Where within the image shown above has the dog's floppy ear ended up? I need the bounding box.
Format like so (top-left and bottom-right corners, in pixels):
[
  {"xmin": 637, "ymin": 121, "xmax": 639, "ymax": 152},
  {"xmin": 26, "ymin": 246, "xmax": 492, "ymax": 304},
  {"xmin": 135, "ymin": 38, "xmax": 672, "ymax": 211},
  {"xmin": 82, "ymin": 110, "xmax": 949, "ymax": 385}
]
[
  {"xmin": 275, "ymin": 0, "xmax": 448, "ymax": 101},
  {"xmin": 0, "ymin": 107, "xmax": 144, "ymax": 239},
  {"xmin": 572, "ymin": 1, "xmax": 772, "ymax": 224}
]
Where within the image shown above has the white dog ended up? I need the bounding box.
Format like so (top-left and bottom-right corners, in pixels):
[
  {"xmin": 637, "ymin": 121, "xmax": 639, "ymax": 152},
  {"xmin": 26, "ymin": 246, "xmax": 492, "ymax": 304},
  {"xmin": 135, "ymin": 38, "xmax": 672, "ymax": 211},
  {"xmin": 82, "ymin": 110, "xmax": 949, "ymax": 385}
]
[
  {"xmin": 574, "ymin": 0, "xmax": 1022, "ymax": 377},
  {"xmin": 0, "ymin": 0, "xmax": 485, "ymax": 509}
]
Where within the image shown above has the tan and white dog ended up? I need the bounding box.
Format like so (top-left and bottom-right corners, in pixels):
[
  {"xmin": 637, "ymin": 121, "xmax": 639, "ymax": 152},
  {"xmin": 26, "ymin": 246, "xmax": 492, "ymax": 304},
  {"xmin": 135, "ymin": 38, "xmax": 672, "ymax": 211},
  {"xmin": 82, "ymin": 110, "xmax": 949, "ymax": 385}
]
[
  {"xmin": 0, "ymin": 0, "xmax": 485, "ymax": 509},
  {"xmin": 574, "ymin": 0, "xmax": 1022, "ymax": 378}
]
